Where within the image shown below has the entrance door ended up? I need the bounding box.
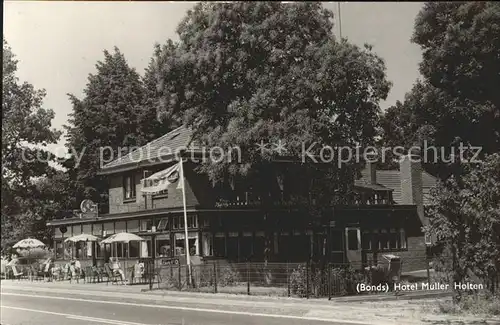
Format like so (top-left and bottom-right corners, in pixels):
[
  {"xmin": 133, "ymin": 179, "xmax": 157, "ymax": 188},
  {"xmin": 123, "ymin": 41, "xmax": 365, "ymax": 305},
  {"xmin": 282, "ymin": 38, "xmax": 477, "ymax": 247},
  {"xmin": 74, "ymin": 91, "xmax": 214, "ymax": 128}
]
[
  {"xmin": 345, "ymin": 227, "xmax": 362, "ymax": 269},
  {"xmin": 329, "ymin": 229, "xmax": 345, "ymax": 264}
]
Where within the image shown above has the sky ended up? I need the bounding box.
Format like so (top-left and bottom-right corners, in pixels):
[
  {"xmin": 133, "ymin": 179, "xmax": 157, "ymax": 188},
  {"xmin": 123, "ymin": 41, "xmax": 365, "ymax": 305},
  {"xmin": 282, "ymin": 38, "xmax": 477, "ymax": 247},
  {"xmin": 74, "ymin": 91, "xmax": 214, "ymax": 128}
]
[{"xmin": 4, "ymin": 1, "xmax": 425, "ymax": 157}]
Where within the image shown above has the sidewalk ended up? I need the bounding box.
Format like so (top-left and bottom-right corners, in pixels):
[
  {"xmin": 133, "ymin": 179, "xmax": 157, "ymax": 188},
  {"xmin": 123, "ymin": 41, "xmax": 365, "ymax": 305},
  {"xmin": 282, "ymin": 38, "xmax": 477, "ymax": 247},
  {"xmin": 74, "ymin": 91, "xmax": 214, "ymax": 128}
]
[{"xmin": 2, "ymin": 280, "xmax": 499, "ymax": 325}]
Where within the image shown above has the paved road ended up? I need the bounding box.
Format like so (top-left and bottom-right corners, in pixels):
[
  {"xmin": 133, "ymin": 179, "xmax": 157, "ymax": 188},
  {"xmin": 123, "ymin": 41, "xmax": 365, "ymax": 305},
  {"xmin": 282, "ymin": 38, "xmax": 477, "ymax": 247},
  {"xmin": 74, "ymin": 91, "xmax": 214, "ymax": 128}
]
[{"xmin": 1, "ymin": 287, "xmax": 368, "ymax": 325}]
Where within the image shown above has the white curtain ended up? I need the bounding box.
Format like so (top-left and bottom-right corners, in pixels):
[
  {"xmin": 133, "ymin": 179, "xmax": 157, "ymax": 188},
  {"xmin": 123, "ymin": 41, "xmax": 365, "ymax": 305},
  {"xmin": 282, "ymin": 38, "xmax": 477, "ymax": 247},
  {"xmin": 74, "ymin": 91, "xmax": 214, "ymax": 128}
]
[
  {"xmin": 87, "ymin": 243, "xmax": 93, "ymax": 257},
  {"xmin": 140, "ymin": 242, "xmax": 149, "ymax": 257}
]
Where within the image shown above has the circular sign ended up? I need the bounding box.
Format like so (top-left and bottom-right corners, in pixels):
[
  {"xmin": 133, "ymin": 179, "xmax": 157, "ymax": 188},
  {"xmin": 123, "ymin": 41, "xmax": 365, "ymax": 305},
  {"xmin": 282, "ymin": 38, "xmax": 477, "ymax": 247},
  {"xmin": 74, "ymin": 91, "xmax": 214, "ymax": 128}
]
[
  {"xmin": 60, "ymin": 226, "xmax": 67, "ymax": 234},
  {"xmin": 167, "ymin": 171, "xmax": 179, "ymax": 183},
  {"xmin": 80, "ymin": 199, "xmax": 95, "ymax": 213}
]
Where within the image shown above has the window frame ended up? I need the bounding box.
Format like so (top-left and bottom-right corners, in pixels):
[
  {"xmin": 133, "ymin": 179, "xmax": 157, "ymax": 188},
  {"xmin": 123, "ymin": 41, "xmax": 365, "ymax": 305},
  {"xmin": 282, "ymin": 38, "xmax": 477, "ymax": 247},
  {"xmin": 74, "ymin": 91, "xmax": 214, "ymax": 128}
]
[
  {"xmin": 123, "ymin": 173, "xmax": 137, "ymax": 200},
  {"xmin": 361, "ymin": 228, "xmax": 408, "ymax": 252}
]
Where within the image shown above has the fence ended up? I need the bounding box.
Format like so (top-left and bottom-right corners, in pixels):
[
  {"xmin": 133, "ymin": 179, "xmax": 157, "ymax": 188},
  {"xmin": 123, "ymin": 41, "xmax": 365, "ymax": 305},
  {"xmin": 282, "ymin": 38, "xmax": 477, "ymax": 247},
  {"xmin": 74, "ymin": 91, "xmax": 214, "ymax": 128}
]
[{"xmin": 145, "ymin": 257, "xmax": 500, "ymax": 299}]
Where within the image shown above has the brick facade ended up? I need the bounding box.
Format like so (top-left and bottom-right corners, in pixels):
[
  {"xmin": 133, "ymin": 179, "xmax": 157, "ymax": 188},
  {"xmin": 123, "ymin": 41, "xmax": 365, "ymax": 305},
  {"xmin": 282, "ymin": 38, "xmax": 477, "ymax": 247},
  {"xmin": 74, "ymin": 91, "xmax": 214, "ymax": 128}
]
[{"xmin": 108, "ymin": 162, "xmax": 201, "ymax": 214}]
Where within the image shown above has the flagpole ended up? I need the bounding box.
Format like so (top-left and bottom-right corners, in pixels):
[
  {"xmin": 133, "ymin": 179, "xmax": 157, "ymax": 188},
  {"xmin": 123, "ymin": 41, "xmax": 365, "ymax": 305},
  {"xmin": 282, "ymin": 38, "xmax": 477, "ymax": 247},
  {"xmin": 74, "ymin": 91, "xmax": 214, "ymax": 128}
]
[{"xmin": 179, "ymin": 157, "xmax": 192, "ymax": 286}]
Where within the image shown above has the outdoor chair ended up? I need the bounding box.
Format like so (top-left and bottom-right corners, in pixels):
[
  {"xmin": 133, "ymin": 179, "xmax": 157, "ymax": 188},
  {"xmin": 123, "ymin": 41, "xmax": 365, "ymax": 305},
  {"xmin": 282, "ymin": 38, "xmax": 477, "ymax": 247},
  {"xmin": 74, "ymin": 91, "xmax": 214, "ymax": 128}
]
[
  {"xmin": 85, "ymin": 266, "xmax": 103, "ymax": 283},
  {"xmin": 51, "ymin": 265, "xmax": 64, "ymax": 281},
  {"xmin": 10, "ymin": 265, "xmax": 23, "ymax": 281},
  {"xmin": 84, "ymin": 266, "xmax": 94, "ymax": 283},
  {"xmin": 95, "ymin": 266, "xmax": 106, "ymax": 283},
  {"xmin": 104, "ymin": 263, "xmax": 123, "ymax": 285},
  {"xmin": 68, "ymin": 264, "xmax": 85, "ymax": 284},
  {"xmin": 32, "ymin": 263, "xmax": 45, "ymax": 281}
]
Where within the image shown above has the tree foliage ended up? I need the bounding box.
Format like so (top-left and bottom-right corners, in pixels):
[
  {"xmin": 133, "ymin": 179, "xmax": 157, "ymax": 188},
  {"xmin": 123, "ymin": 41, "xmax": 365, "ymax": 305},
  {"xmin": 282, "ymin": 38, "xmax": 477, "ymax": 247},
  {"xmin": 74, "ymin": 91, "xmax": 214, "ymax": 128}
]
[
  {"xmin": 153, "ymin": 2, "xmax": 391, "ymax": 205},
  {"xmin": 64, "ymin": 47, "xmax": 165, "ymax": 208},
  {"xmin": 427, "ymin": 153, "xmax": 500, "ymax": 296},
  {"xmin": 2, "ymin": 39, "xmax": 62, "ymax": 251},
  {"xmin": 380, "ymin": 2, "xmax": 500, "ymax": 177}
]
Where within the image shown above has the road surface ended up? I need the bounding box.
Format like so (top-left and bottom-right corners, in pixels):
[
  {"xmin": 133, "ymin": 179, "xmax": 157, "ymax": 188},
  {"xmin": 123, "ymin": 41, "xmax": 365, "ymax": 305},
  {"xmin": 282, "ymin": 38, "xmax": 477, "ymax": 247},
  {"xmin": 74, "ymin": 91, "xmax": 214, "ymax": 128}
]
[{"xmin": 1, "ymin": 286, "xmax": 369, "ymax": 325}]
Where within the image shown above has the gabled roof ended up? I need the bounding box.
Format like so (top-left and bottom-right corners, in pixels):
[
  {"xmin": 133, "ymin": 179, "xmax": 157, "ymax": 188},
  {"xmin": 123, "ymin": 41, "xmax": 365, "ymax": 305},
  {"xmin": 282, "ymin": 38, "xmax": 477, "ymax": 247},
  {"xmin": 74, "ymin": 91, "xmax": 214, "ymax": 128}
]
[
  {"xmin": 99, "ymin": 126, "xmax": 197, "ymax": 174},
  {"xmin": 356, "ymin": 169, "xmax": 438, "ymax": 205}
]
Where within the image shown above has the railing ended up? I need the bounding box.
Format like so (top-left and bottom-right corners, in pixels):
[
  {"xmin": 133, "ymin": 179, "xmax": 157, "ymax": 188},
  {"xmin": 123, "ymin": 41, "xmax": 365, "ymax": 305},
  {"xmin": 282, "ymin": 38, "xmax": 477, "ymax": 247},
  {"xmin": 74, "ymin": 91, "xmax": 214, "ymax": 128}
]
[{"xmin": 349, "ymin": 193, "xmax": 394, "ymax": 206}]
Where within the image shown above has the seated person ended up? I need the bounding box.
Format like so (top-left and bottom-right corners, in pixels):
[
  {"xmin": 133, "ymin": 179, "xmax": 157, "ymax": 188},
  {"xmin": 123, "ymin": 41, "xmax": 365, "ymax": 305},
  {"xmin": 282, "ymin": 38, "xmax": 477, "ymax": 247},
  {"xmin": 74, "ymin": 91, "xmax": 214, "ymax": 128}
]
[{"xmin": 109, "ymin": 257, "xmax": 125, "ymax": 281}]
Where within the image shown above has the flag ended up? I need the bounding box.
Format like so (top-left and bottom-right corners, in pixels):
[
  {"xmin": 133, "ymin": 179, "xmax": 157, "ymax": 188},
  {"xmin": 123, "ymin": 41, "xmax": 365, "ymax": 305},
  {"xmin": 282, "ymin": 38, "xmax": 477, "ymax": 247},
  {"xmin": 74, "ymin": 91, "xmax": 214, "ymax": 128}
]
[{"xmin": 176, "ymin": 160, "xmax": 184, "ymax": 190}]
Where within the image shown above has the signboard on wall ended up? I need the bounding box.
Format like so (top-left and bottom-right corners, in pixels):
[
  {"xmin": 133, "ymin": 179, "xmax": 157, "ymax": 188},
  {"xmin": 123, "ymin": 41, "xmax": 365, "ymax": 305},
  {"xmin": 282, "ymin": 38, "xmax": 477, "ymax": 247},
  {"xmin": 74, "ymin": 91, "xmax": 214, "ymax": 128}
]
[{"xmin": 160, "ymin": 258, "xmax": 180, "ymax": 266}]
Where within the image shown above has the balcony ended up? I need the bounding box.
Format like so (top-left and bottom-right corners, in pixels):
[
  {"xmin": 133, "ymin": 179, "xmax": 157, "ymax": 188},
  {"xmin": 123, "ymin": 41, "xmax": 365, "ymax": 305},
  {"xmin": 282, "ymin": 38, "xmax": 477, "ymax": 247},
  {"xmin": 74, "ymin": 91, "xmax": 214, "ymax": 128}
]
[
  {"xmin": 348, "ymin": 192, "xmax": 394, "ymax": 206},
  {"xmin": 214, "ymin": 192, "xmax": 306, "ymax": 209}
]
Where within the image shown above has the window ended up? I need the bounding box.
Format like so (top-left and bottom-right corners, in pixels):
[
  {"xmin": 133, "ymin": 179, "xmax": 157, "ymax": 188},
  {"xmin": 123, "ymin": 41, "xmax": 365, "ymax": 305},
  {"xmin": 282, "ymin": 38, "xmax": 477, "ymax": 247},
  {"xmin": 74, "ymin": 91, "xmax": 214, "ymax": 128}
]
[
  {"xmin": 347, "ymin": 229, "xmax": 359, "ymax": 250},
  {"xmin": 379, "ymin": 229, "xmax": 389, "ymax": 250},
  {"xmin": 157, "ymin": 218, "xmax": 169, "ymax": 231},
  {"xmin": 156, "ymin": 235, "xmax": 171, "ymax": 257},
  {"xmin": 127, "ymin": 220, "xmax": 140, "ymax": 233},
  {"xmin": 74, "ymin": 242, "xmax": 86, "ymax": 259},
  {"xmin": 73, "ymin": 225, "xmax": 82, "ymax": 236},
  {"xmin": 361, "ymin": 230, "xmax": 372, "ymax": 250},
  {"xmin": 115, "ymin": 221, "xmax": 126, "ymax": 233},
  {"xmin": 82, "ymin": 224, "xmax": 91, "ymax": 235},
  {"xmin": 123, "ymin": 174, "xmax": 136, "ymax": 200},
  {"xmin": 174, "ymin": 233, "xmax": 197, "ymax": 256},
  {"xmin": 140, "ymin": 239, "xmax": 152, "ymax": 257},
  {"xmin": 116, "ymin": 243, "xmax": 124, "ymax": 258},
  {"xmin": 203, "ymin": 217, "xmax": 210, "ymax": 227},
  {"xmin": 389, "ymin": 228, "xmax": 398, "ymax": 249},
  {"xmin": 92, "ymin": 224, "xmax": 102, "ymax": 236},
  {"xmin": 143, "ymin": 170, "xmax": 152, "ymax": 187},
  {"xmin": 362, "ymin": 228, "xmax": 407, "ymax": 251},
  {"xmin": 95, "ymin": 242, "xmax": 103, "ymax": 258},
  {"xmin": 400, "ymin": 229, "xmax": 407, "ymax": 249},
  {"xmin": 187, "ymin": 215, "xmax": 198, "ymax": 228},
  {"xmin": 55, "ymin": 240, "xmax": 64, "ymax": 259},
  {"xmin": 103, "ymin": 222, "xmax": 114, "ymax": 235},
  {"xmin": 172, "ymin": 217, "xmax": 179, "ymax": 230},
  {"xmin": 140, "ymin": 220, "xmax": 152, "ymax": 232}
]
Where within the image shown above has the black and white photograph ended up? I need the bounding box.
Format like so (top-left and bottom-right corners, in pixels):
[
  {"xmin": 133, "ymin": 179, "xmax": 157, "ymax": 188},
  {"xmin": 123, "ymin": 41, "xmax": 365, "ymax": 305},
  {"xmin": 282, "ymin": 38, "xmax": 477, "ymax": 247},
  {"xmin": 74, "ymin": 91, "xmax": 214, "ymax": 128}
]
[{"xmin": 1, "ymin": 1, "xmax": 500, "ymax": 325}]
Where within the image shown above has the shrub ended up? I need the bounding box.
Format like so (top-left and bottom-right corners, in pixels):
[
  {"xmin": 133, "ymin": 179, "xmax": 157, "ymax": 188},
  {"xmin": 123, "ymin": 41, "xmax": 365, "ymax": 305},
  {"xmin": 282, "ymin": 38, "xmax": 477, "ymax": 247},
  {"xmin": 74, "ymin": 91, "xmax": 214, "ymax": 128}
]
[
  {"xmin": 195, "ymin": 265, "xmax": 214, "ymax": 288},
  {"xmin": 289, "ymin": 264, "xmax": 308, "ymax": 297},
  {"xmin": 329, "ymin": 266, "xmax": 362, "ymax": 296},
  {"xmin": 437, "ymin": 293, "xmax": 500, "ymax": 316},
  {"xmin": 217, "ymin": 266, "xmax": 239, "ymax": 287}
]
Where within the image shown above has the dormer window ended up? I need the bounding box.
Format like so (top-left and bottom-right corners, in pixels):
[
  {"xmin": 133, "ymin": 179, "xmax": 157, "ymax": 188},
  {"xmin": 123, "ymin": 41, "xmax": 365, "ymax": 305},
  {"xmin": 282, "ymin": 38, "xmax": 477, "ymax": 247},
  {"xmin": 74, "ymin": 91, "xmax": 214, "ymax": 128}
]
[{"xmin": 123, "ymin": 173, "xmax": 136, "ymax": 200}]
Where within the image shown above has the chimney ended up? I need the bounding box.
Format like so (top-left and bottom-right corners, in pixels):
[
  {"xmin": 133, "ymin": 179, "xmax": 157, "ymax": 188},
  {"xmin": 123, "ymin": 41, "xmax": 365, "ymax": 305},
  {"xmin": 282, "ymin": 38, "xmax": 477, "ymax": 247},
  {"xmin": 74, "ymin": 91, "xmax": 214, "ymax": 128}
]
[
  {"xmin": 400, "ymin": 152, "xmax": 425, "ymax": 226},
  {"xmin": 365, "ymin": 152, "xmax": 378, "ymax": 184},
  {"xmin": 366, "ymin": 162, "xmax": 377, "ymax": 184}
]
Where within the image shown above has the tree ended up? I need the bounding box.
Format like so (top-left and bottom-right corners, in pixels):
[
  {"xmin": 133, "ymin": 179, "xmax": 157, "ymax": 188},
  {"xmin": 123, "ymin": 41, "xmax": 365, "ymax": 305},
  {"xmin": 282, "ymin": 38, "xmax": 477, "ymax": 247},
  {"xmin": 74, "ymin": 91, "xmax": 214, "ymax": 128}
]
[
  {"xmin": 1, "ymin": 171, "xmax": 76, "ymax": 251},
  {"xmin": 154, "ymin": 2, "xmax": 391, "ymax": 193},
  {"xmin": 64, "ymin": 47, "xmax": 163, "ymax": 209},
  {"xmin": 426, "ymin": 153, "xmax": 500, "ymax": 297},
  {"xmin": 2, "ymin": 38, "xmax": 61, "ymax": 249},
  {"xmin": 380, "ymin": 2, "xmax": 500, "ymax": 177}
]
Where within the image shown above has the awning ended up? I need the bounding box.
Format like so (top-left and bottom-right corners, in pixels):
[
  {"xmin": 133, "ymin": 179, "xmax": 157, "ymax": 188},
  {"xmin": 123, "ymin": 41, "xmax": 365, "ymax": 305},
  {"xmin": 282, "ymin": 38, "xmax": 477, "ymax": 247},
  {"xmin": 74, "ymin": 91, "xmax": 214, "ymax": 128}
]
[{"xmin": 141, "ymin": 163, "xmax": 179, "ymax": 194}]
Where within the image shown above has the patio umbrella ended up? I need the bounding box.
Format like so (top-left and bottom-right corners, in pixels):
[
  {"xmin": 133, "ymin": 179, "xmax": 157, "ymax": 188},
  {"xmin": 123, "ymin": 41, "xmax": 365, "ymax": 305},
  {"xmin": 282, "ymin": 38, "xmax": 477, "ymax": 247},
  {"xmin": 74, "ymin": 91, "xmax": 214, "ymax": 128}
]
[
  {"xmin": 64, "ymin": 233, "xmax": 100, "ymax": 243},
  {"xmin": 100, "ymin": 232, "xmax": 145, "ymax": 245},
  {"xmin": 13, "ymin": 238, "xmax": 45, "ymax": 249},
  {"xmin": 65, "ymin": 233, "xmax": 100, "ymax": 264},
  {"xmin": 101, "ymin": 233, "xmax": 146, "ymax": 274},
  {"xmin": 13, "ymin": 238, "xmax": 45, "ymax": 279}
]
